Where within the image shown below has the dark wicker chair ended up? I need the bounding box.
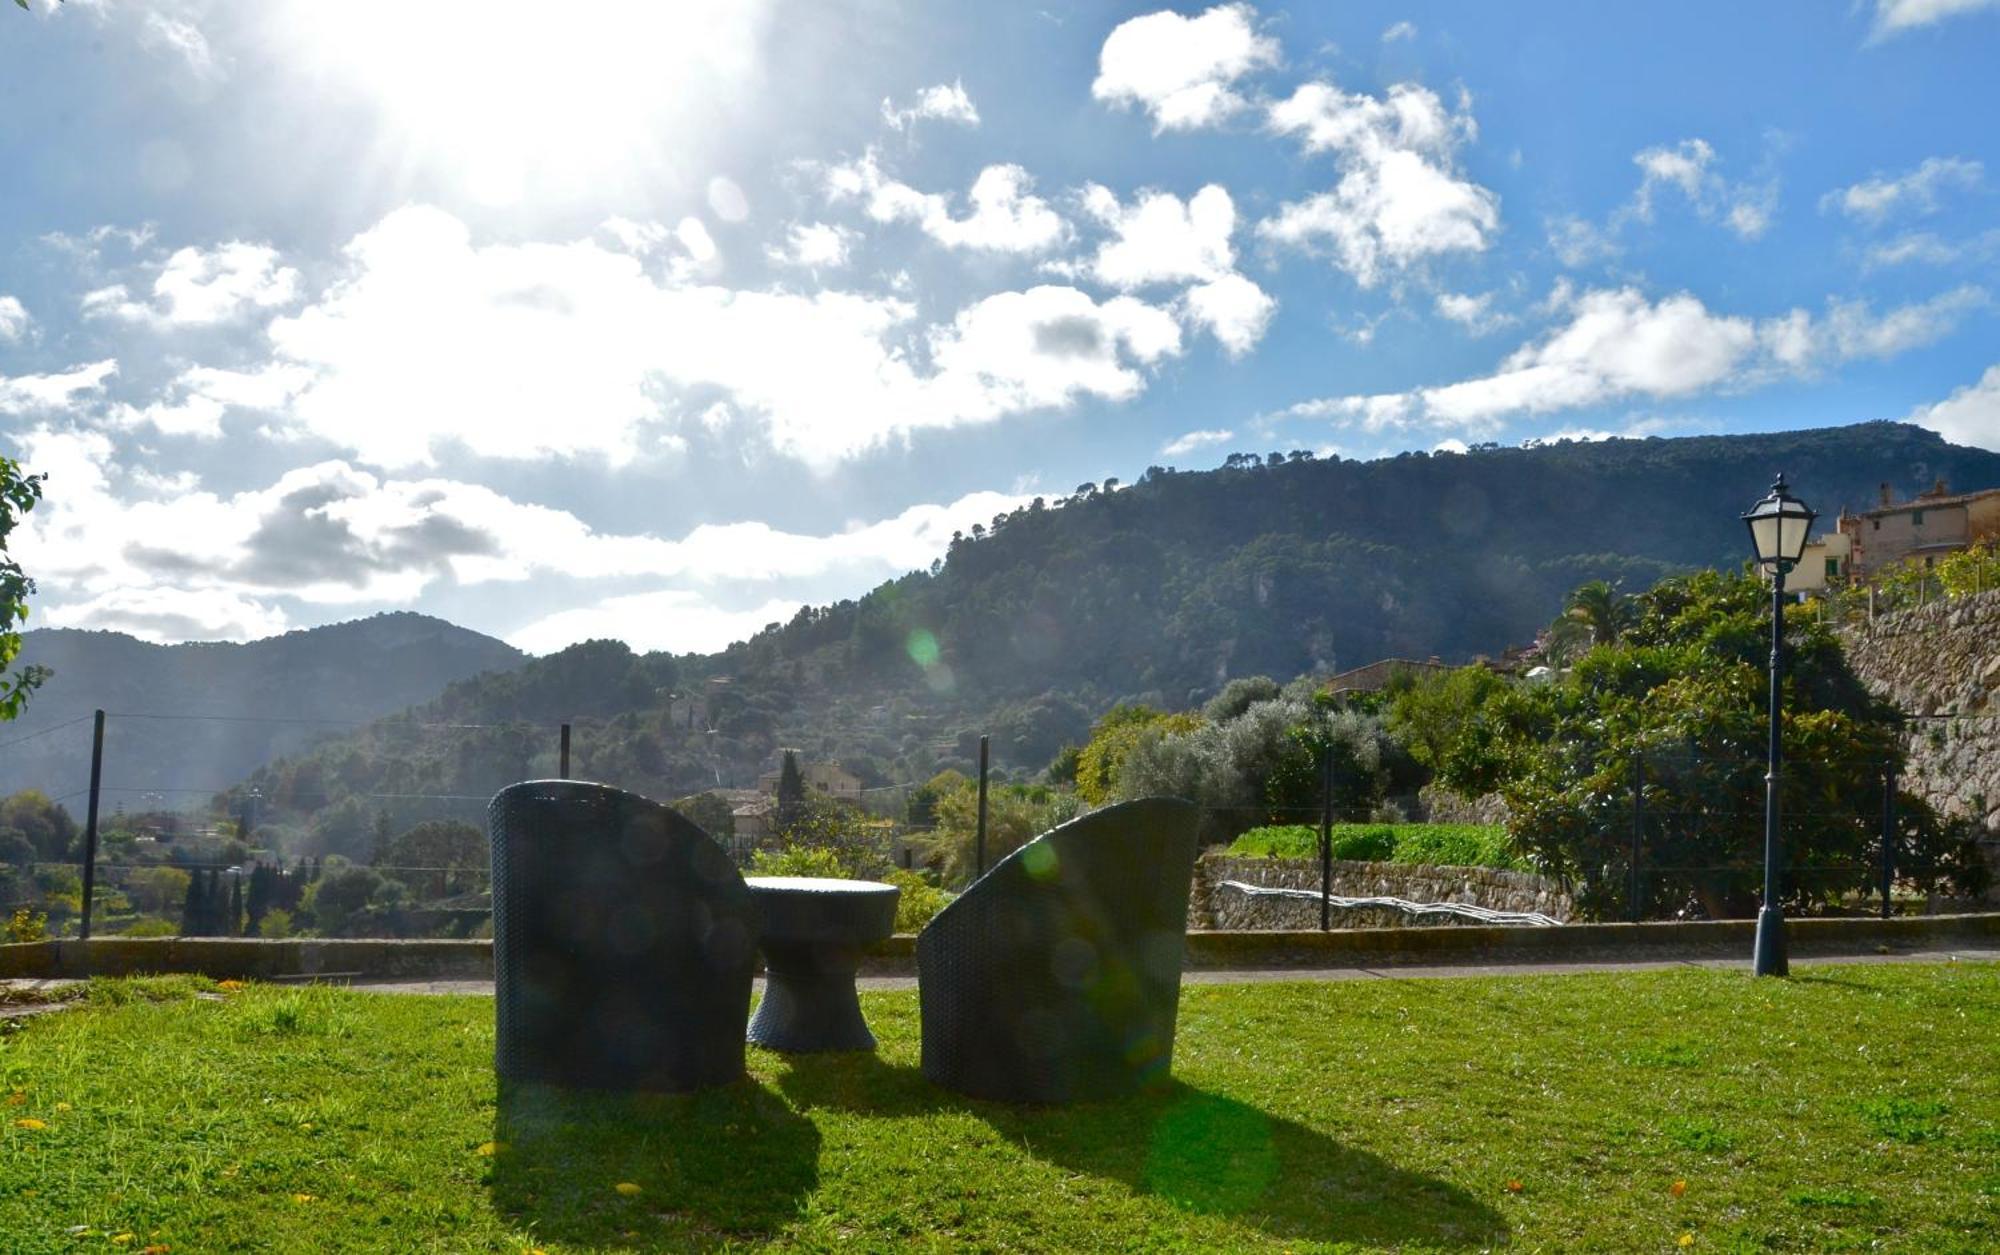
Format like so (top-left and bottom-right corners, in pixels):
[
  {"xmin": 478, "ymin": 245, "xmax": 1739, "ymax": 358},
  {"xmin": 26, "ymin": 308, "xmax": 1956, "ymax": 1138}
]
[
  {"xmin": 916, "ymin": 796, "xmax": 1200, "ymax": 1104},
  {"xmin": 488, "ymin": 780, "xmax": 758, "ymax": 1091}
]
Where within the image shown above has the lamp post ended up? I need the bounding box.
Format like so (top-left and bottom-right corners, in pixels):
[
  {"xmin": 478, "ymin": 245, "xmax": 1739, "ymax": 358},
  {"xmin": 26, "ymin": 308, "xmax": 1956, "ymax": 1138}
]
[{"xmin": 1741, "ymin": 474, "xmax": 1817, "ymax": 977}]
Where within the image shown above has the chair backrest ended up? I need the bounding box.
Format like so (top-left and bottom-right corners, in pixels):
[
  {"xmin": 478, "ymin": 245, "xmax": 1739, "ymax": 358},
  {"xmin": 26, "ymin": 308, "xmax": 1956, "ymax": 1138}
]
[
  {"xmin": 916, "ymin": 796, "xmax": 1200, "ymax": 1103},
  {"xmin": 489, "ymin": 779, "xmax": 757, "ymax": 1091}
]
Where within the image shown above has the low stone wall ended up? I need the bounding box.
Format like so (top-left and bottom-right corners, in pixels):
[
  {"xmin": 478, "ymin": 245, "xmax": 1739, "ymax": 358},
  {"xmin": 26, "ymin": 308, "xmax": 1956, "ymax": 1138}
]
[
  {"xmin": 5, "ymin": 914, "xmax": 1997, "ymax": 980},
  {"xmin": 1189, "ymin": 853, "xmax": 1573, "ymax": 930}
]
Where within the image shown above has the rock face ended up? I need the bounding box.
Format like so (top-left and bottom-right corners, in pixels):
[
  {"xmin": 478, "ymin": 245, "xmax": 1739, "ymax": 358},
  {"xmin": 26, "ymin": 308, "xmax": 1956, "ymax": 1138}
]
[
  {"xmin": 1189, "ymin": 853, "xmax": 1573, "ymax": 930},
  {"xmin": 1839, "ymin": 588, "xmax": 2000, "ymax": 897}
]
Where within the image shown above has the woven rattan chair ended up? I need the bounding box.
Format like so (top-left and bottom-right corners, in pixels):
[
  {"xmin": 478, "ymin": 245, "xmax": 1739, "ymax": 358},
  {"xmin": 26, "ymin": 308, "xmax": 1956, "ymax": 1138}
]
[
  {"xmin": 916, "ymin": 796, "xmax": 1200, "ymax": 1104},
  {"xmin": 489, "ymin": 780, "xmax": 758, "ymax": 1091}
]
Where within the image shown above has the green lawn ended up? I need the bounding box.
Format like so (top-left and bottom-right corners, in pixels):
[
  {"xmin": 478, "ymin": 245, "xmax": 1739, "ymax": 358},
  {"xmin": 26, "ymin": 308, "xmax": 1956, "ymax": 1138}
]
[{"xmin": 2, "ymin": 964, "xmax": 1996, "ymax": 1252}]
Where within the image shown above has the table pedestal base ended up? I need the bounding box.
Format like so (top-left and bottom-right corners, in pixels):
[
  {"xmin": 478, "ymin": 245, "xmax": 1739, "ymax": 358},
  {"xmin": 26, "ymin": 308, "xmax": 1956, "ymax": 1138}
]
[{"xmin": 748, "ymin": 942, "xmax": 874, "ymax": 1053}]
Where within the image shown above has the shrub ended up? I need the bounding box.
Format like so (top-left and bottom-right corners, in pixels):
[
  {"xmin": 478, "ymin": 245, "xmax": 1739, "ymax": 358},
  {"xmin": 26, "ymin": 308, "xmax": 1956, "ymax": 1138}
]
[
  {"xmin": 1225, "ymin": 823, "xmax": 1522, "ymax": 870},
  {"xmin": 749, "ymin": 845, "xmax": 846, "ymax": 879},
  {"xmin": 120, "ymin": 917, "xmax": 177, "ymax": 938},
  {"xmin": 258, "ymin": 908, "xmax": 295, "ymax": 939},
  {"xmin": 883, "ymin": 869, "xmax": 952, "ymax": 933},
  {"xmin": 5, "ymin": 907, "xmax": 47, "ymax": 943}
]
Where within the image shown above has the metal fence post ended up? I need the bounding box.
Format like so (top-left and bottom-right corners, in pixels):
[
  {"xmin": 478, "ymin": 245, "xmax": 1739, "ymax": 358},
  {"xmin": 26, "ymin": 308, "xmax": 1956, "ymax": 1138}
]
[
  {"xmin": 1319, "ymin": 745, "xmax": 1333, "ymax": 932},
  {"xmin": 1881, "ymin": 762, "xmax": 1897, "ymax": 920},
  {"xmin": 78, "ymin": 709, "xmax": 106, "ymax": 940},
  {"xmin": 558, "ymin": 723, "xmax": 571, "ymax": 779},
  {"xmin": 974, "ymin": 734, "xmax": 990, "ymax": 877}
]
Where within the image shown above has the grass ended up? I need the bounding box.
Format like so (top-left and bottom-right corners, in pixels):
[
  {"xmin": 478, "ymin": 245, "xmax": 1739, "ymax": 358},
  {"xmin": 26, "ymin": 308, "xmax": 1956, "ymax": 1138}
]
[
  {"xmin": 0, "ymin": 963, "xmax": 1993, "ymax": 1251},
  {"xmin": 1228, "ymin": 822, "xmax": 1524, "ymax": 871}
]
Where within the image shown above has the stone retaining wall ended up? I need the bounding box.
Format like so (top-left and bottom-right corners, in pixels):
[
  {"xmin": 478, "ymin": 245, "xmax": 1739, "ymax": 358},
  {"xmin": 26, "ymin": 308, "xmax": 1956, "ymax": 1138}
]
[
  {"xmin": 1188, "ymin": 853, "xmax": 1573, "ymax": 930},
  {"xmin": 1839, "ymin": 588, "xmax": 2000, "ymax": 895}
]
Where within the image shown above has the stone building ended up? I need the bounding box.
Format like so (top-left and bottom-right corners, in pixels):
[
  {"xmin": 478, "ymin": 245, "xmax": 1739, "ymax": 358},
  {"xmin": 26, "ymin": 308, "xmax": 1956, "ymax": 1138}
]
[{"xmin": 1838, "ymin": 480, "xmax": 2000, "ymax": 579}]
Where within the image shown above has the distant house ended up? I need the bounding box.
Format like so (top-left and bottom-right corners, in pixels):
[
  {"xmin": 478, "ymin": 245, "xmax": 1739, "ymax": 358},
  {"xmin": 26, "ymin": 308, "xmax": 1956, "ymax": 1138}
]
[
  {"xmin": 1781, "ymin": 529, "xmax": 1855, "ymax": 594},
  {"xmin": 756, "ymin": 757, "xmax": 863, "ymax": 803},
  {"xmin": 1322, "ymin": 657, "xmax": 1449, "ymax": 697},
  {"xmin": 1838, "ymin": 480, "xmax": 2000, "ymax": 579}
]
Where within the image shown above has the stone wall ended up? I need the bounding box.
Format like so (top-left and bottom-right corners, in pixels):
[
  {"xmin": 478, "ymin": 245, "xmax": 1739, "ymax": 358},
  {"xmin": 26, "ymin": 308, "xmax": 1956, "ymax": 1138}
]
[
  {"xmin": 1189, "ymin": 853, "xmax": 1573, "ymax": 930},
  {"xmin": 1839, "ymin": 588, "xmax": 2000, "ymax": 895}
]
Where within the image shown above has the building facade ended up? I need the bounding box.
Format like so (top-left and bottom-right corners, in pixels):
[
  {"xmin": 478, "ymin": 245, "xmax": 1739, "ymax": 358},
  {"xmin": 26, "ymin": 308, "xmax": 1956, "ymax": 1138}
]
[{"xmin": 1838, "ymin": 481, "xmax": 2000, "ymax": 579}]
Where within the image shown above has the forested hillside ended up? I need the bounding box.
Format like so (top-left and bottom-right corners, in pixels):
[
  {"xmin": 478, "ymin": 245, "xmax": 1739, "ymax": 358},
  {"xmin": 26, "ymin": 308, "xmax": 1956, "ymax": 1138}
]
[
  {"xmin": 228, "ymin": 421, "xmax": 2000, "ymax": 842},
  {"xmin": 2, "ymin": 613, "xmax": 523, "ymax": 798}
]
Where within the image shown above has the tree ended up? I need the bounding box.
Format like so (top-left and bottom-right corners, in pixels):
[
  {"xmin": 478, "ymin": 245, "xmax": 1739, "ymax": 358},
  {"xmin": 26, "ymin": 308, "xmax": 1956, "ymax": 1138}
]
[
  {"xmin": 774, "ymin": 750, "xmax": 807, "ymax": 831},
  {"xmin": 0, "ymin": 456, "xmax": 47, "ymax": 722},
  {"xmin": 0, "ymin": 790, "xmax": 77, "ymax": 861},
  {"xmin": 1074, "ymin": 706, "xmax": 1201, "ymax": 805},
  {"xmin": 304, "ymin": 865, "xmax": 384, "ymax": 935},
  {"xmin": 373, "ymin": 819, "xmax": 485, "ymax": 899},
  {"xmin": 1435, "ymin": 569, "xmax": 1988, "ymax": 919},
  {"xmin": 1562, "ymin": 580, "xmax": 1634, "ymax": 647}
]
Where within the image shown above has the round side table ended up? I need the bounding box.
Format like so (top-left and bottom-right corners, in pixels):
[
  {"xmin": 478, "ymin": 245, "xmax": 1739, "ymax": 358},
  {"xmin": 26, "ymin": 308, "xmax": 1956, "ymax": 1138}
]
[{"xmin": 745, "ymin": 876, "xmax": 900, "ymax": 1053}]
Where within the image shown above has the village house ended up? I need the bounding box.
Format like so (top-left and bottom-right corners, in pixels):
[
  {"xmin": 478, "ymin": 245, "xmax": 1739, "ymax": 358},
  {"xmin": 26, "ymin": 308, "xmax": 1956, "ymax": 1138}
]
[
  {"xmin": 757, "ymin": 756, "xmax": 864, "ymax": 803},
  {"xmin": 1837, "ymin": 480, "xmax": 2000, "ymax": 579}
]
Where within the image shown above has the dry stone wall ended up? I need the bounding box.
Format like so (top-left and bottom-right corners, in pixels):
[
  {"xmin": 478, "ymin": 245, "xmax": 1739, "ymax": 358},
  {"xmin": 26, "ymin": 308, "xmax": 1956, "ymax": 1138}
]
[
  {"xmin": 1839, "ymin": 588, "xmax": 2000, "ymax": 895},
  {"xmin": 1189, "ymin": 853, "xmax": 1573, "ymax": 930}
]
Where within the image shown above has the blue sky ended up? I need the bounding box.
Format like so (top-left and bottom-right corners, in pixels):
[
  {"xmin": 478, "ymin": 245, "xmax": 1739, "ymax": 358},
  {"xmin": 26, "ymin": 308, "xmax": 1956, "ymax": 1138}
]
[{"xmin": 2, "ymin": 0, "xmax": 1997, "ymax": 652}]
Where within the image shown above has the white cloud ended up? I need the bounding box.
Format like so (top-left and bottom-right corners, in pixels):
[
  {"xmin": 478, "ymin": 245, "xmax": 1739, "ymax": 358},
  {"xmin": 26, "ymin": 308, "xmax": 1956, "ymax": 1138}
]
[
  {"xmin": 0, "ymin": 359, "xmax": 118, "ymax": 414},
  {"xmin": 1631, "ymin": 138, "xmax": 1775, "ymax": 241},
  {"xmin": 1382, "ymin": 21, "xmax": 1418, "ymax": 42},
  {"xmin": 1871, "ymin": 0, "xmax": 2000, "ymax": 38},
  {"xmin": 1434, "ymin": 291, "xmax": 1513, "ymax": 335},
  {"xmin": 1160, "ymin": 428, "xmax": 1234, "ymax": 456},
  {"xmin": 1864, "ymin": 228, "xmax": 2000, "ymax": 268},
  {"xmin": 1279, "ymin": 284, "xmax": 1985, "ymax": 433},
  {"xmin": 1902, "ymin": 363, "xmax": 2000, "ymax": 451},
  {"xmin": 1073, "ymin": 183, "xmax": 1274, "ymax": 355},
  {"xmin": 1180, "ymin": 273, "xmax": 1275, "ymax": 357},
  {"xmin": 766, "ymin": 221, "xmax": 858, "ymax": 269},
  {"xmin": 826, "ymin": 153, "xmax": 1068, "ymax": 253},
  {"xmin": 139, "ymin": 12, "xmax": 220, "ymax": 79},
  {"xmin": 1547, "ymin": 215, "xmax": 1620, "ymax": 267},
  {"xmin": 82, "ymin": 241, "xmax": 301, "ymax": 327},
  {"xmin": 881, "ymin": 80, "xmax": 980, "ymax": 131},
  {"xmin": 1760, "ymin": 286, "xmax": 1987, "ymax": 368},
  {"xmin": 511, "ymin": 591, "xmax": 803, "ymax": 655},
  {"xmin": 1079, "ymin": 183, "xmax": 1238, "ymax": 288},
  {"xmin": 1257, "ymin": 81, "xmax": 1499, "ymax": 286},
  {"xmin": 194, "ymin": 206, "xmax": 1181, "ymax": 470},
  {"xmin": 1092, "ymin": 3, "xmax": 1281, "ymax": 133},
  {"xmin": 0, "ymin": 296, "xmax": 29, "ymax": 341},
  {"xmin": 14, "ymin": 420, "xmax": 1035, "ymax": 646},
  {"xmin": 1822, "ymin": 157, "xmax": 1982, "ymax": 223}
]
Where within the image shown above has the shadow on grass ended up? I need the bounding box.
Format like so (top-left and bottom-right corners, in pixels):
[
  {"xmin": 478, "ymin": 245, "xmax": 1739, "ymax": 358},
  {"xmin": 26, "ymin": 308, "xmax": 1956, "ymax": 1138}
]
[
  {"xmin": 775, "ymin": 1053, "xmax": 1506, "ymax": 1249},
  {"xmin": 491, "ymin": 1077, "xmax": 819, "ymax": 1250}
]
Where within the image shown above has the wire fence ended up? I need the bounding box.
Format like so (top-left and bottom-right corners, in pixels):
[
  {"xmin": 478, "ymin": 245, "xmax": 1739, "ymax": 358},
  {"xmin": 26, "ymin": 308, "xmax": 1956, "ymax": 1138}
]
[{"xmin": 1, "ymin": 709, "xmax": 1994, "ymax": 941}]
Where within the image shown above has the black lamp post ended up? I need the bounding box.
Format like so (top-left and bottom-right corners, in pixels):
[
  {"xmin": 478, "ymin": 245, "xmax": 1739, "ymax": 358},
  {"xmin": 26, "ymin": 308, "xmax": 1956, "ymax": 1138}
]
[{"xmin": 1741, "ymin": 473, "xmax": 1817, "ymax": 977}]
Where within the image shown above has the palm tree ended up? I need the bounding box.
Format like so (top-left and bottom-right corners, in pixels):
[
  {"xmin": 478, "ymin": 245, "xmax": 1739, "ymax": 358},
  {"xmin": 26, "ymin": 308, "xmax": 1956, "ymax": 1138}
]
[{"xmin": 1563, "ymin": 580, "xmax": 1634, "ymax": 647}]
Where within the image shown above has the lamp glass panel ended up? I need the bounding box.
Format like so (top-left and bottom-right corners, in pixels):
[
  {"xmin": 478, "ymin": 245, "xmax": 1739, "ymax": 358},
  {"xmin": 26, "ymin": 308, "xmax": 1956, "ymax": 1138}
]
[
  {"xmin": 1749, "ymin": 513, "xmax": 1782, "ymax": 563},
  {"xmin": 1779, "ymin": 512, "xmax": 1812, "ymax": 561}
]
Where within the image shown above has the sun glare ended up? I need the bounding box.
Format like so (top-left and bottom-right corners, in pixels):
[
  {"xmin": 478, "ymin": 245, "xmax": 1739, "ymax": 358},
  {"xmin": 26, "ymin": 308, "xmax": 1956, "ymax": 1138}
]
[{"xmin": 273, "ymin": 0, "xmax": 768, "ymax": 205}]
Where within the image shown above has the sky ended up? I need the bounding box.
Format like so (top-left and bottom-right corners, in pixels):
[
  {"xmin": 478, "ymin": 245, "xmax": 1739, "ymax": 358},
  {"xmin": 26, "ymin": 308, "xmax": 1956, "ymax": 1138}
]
[{"xmin": 2, "ymin": 0, "xmax": 1997, "ymax": 655}]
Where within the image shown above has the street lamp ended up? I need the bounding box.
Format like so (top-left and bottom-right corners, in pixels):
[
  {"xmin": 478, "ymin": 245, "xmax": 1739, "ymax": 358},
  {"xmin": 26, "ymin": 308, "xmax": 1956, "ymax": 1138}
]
[{"xmin": 1741, "ymin": 473, "xmax": 1817, "ymax": 977}]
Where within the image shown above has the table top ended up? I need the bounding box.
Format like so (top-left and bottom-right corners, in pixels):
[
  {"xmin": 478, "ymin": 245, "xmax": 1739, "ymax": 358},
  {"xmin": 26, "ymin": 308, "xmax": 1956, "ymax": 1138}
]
[{"xmin": 746, "ymin": 876, "xmax": 898, "ymax": 896}]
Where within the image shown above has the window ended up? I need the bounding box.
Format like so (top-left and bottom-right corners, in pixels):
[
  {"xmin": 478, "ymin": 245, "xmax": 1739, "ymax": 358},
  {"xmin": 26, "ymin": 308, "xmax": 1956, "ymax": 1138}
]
[
  {"xmin": 1912, "ymin": 509, "xmax": 1925, "ymax": 525},
  {"xmin": 1826, "ymin": 557, "xmax": 1840, "ymax": 579},
  {"xmin": 1872, "ymin": 519, "xmax": 1881, "ymax": 530}
]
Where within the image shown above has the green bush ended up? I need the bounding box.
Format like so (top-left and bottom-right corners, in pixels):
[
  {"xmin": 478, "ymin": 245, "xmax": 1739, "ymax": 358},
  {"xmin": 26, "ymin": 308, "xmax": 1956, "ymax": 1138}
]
[
  {"xmin": 1226, "ymin": 823, "xmax": 1522, "ymax": 870},
  {"xmin": 258, "ymin": 908, "xmax": 295, "ymax": 939},
  {"xmin": 748, "ymin": 845, "xmax": 847, "ymax": 879},
  {"xmin": 883, "ymin": 869, "xmax": 953, "ymax": 933},
  {"xmin": 120, "ymin": 917, "xmax": 177, "ymax": 938}
]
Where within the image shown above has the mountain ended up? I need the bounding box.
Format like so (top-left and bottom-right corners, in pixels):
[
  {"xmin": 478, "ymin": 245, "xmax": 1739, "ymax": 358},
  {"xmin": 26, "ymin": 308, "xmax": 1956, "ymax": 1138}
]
[
  {"xmin": 0, "ymin": 612, "xmax": 524, "ymax": 803},
  {"xmin": 225, "ymin": 421, "xmax": 2000, "ymax": 844}
]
